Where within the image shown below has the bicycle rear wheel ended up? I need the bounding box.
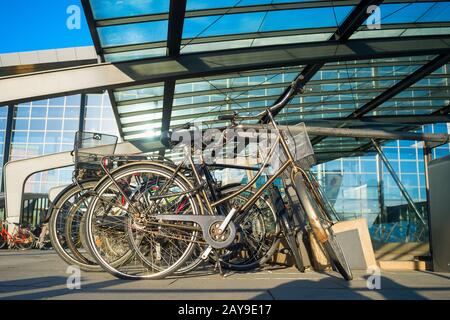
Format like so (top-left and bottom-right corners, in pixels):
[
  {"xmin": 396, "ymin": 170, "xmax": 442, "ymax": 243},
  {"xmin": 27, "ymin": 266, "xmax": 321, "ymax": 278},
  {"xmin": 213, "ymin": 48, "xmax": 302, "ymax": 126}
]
[
  {"xmin": 217, "ymin": 187, "xmax": 280, "ymax": 271},
  {"xmin": 293, "ymin": 171, "xmax": 353, "ymax": 281},
  {"xmin": 49, "ymin": 180, "xmax": 103, "ymax": 272}
]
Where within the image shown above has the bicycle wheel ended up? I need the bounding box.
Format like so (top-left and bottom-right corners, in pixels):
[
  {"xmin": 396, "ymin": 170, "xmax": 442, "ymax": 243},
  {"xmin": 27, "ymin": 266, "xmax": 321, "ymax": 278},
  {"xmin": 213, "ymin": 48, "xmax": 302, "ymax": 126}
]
[
  {"xmin": 216, "ymin": 187, "xmax": 281, "ymax": 271},
  {"xmin": 293, "ymin": 171, "xmax": 353, "ymax": 281},
  {"xmin": 84, "ymin": 162, "xmax": 202, "ymax": 280},
  {"xmin": 65, "ymin": 196, "xmax": 100, "ymax": 266},
  {"xmin": 0, "ymin": 234, "xmax": 6, "ymax": 249},
  {"xmin": 49, "ymin": 180, "xmax": 103, "ymax": 272},
  {"xmin": 279, "ymin": 214, "xmax": 305, "ymax": 272},
  {"xmin": 16, "ymin": 227, "xmax": 36, "ymax": 250},
  {"xmin": 0, "ymin": 225, "xmax": 7, "ymax": 249}
]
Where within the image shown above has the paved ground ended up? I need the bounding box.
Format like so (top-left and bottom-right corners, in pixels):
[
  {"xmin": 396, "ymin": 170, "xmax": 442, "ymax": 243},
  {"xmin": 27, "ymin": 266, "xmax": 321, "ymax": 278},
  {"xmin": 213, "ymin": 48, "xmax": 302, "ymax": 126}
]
[{"xmin": 0, "ymin": 250, "xmax": 449, "ymax": 300}]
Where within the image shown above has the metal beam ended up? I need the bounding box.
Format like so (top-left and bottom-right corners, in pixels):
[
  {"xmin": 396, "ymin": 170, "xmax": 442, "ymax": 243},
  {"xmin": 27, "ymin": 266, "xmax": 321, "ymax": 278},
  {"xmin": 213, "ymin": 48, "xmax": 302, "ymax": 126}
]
[
  {"xmin": 78, "ymin": 93, "xmax": 87, "ymax": 133},
  {"xmin": 160, "ymin": 80, "xmax": 176, "ymax": 156},
  {"xmin": 104, "ymin": 22, "xmax": 450, "ymax": 55},
  {"xmin": 263, "ymin": 0, "xmax": 384, "ymax": 122},
  {"xmin": 107, "ymin": 90, "xmax": 125, "ymax": 139},
  {"xmin": 81, "ymin": 0, "xmax": 103, "ymax": 55},
  {"xmin": 120, "ymin": 94, "xmax": 450, "ymax": 122},
  {"xmin": 311, "ymin": 53, "xmax": 450, "ymax": 145},
  {"xmin": 237, "ymin": 124, "xmax": 450, "ymax": 144},
  {"xmin": 117, "ymin": 57, "xmax": 435, "ymax": 91},
  {"xmin": 122, "ymin": 100, "xmax": 450, "ymax": 136},
  {"xmin": 81, "ymin": 0, "xmax": 125, "ymax": 140},
  {"xmin": 117, "ymin": 73, "xmax": 450, "ymax": 105},
  {"xmin": 93, "ymin": 0, "xmax": 445, "ymax": 27},
  {"xmin": 2, "ymin": 35, "xmax": 448, "ymax": 106},
  {"xmin": 167, "ymin": 0, "xmax": 187, "ymax": 57},
  {"xmin": 0, "ymin": 59, "xmax": 98, "ymax": 78},
  {"xmin": 333, "ymin": 0, "xmax": 384, "ymax": 41},
  {"xmin": 160, "ymin": 0, "xmax": 187, "ymax": 156},
  {"xmin": 348, "ymin": 54, "xmax": 450, "ymax": 119},
  {"xmin": 432, "ymin": 103, "xmax": 450, "ymax": 115},
  {"xmin": 282, "ymin": 114, "xmax": 450, "ymax": 127},
  {"xmin": 94, "ymin": 1, "xmax": 362, "ymax": 27}
]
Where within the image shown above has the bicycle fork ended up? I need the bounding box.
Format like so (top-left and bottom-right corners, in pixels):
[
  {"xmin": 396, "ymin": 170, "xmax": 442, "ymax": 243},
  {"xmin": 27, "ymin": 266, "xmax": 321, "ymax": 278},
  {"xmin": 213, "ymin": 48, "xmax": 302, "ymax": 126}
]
[{"xmin": 291, "ymin": 170, "xmax": 328, "ymax": 244}]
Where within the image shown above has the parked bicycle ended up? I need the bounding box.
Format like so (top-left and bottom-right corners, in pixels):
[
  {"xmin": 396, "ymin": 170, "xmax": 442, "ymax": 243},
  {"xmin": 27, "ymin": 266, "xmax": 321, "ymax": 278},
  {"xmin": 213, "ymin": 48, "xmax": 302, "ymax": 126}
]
[
  {"xmin": 81, "ymin": 77, "xmax": 352, "ymax": 280},
  {"xmin": 0, "ymin": 220, "xmax": 36, "ymax": 250},
  {"xmin": 48, "ymin": 132, "xmax": 280, "ymax": 274}
]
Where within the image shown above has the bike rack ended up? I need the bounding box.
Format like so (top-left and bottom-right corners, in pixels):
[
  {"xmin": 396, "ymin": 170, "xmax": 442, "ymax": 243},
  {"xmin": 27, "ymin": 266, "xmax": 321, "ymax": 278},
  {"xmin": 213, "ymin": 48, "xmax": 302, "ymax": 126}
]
[{"xmin": 2, "ymin": 141, "xmax": 142, "ymax": 233}]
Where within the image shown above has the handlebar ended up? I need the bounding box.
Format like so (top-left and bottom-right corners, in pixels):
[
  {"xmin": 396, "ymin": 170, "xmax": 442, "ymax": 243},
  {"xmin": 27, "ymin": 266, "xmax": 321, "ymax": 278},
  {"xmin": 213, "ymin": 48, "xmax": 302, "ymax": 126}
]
[
  {"xmin": 163, "ymin": 75, "xmax": 305, "ymax": 147},
  {"xmin": 216, "ymin": 75, "xmax": 304, "ymax": 123}
]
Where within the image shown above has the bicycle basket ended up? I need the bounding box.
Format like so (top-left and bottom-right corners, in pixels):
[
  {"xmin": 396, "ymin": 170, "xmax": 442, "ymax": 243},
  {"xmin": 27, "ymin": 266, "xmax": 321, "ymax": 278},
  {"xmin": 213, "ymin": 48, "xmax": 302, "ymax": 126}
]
[
  {"xmin": 73, "ymin": 131, "xmax": 118, "ymax": 171},
  {"xmin": 280, "ymin": 123, "xmax": 316, "ymax": 170}
]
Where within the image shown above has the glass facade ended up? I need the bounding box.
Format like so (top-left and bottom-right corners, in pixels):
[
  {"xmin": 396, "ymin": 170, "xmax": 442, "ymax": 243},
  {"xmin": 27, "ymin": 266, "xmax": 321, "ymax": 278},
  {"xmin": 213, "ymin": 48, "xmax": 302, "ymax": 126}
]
[
  {"xmin": 314, "ymin": 123, "xmax": 450, "ymax": 247},
  {"xmin": 3, "ymin": 93, "xmax": 119, "ymax": 194}
]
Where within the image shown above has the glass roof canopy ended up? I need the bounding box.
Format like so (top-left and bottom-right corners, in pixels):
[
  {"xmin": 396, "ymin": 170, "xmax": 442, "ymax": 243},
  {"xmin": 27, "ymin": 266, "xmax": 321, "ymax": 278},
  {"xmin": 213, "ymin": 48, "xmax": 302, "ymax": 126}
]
[{"xmin": 82, "ymin": 0, "xmax": 450, "ymax": 161}]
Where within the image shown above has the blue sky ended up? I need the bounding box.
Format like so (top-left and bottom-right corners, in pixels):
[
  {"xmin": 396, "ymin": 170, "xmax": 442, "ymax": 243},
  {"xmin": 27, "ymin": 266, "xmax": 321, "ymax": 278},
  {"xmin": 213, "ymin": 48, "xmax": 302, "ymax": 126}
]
[
  {"xmin": 0, "ymin": 0, "xmax": 92, "ymax": 54},
  {"xmin": 1, "ymin": 1, "xmax": 449, "ymax": 54}
]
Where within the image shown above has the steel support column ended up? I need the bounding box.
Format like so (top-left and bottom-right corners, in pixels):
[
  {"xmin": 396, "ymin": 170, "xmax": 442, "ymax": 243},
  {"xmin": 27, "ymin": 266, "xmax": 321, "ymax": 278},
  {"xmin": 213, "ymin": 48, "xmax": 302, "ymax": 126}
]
[
  {"xmin": 78, "ymin": 93, "xmax": 87, "ymax": 133},
  {"xmin": 423, "ymin": 144, "xmax": 433, "ymax": 259},
  {"xmin": 376, "ymin": 154, "xmax": 386, "ymax": 231},
  {"xmin": 160, "ymin": 0, "xmax": 187, "ymax": 157},
  {"xmin": 1, "ymin": 104, "xmax": 14, "ymax": 192}
]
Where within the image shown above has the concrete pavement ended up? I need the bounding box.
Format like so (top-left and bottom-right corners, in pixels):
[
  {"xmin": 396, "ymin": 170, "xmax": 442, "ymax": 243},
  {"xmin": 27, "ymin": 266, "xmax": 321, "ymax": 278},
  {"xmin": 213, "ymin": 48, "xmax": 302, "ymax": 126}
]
[{"xmin": 0, "ymin": 250, "xmax": 449, "ymax": 300}]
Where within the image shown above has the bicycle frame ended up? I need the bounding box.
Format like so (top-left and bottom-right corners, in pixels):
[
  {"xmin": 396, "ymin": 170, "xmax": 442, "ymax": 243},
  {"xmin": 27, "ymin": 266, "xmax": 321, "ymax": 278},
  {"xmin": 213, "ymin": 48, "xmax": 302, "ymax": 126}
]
[
  {"xmin": 190, "ymin": 110, "xmax": 307, "ymax": 218},
  {"xmin": 92, "ymin": 108, "xmax": 327, "ymax": 252},
  {"xmin": 176, "ymin": 109, "xmax": 315, "ymax": 235}
]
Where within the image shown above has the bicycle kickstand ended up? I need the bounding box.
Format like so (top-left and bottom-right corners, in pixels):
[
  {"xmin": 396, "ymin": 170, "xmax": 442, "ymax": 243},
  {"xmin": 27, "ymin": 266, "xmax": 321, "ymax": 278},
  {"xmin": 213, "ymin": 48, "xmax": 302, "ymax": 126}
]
[{"xmin": 212, "ymin": 250, "xmax": 227, "ymax": 278}]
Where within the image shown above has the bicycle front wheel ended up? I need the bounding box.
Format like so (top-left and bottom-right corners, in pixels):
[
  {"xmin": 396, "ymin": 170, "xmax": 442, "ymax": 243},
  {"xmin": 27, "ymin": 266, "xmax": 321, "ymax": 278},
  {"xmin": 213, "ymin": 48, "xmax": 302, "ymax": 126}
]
[
  {"xmin": 84, "ymin": 163, "xmax": 202, "ymax": 280},
  {"xmin": 293, "ymin": 171, "xmax": 353, "ymax": 281}
]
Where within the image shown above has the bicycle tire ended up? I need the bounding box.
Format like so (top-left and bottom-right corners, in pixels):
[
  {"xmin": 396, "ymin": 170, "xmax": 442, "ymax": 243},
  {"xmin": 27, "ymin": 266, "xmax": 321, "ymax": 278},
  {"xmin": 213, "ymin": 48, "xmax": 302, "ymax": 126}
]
[
  {"xmin": 217, "ymin": 187, "xmax": 281, "ymax": 271},
  {"xmin": 293, "ymin": 171, "xmax": 353, "ymax": 281},
  {"xmin": 279, "ymin": 214, "xmax": 305, "ymax": 272},
  {"xmin": 0, "ymin": 227, "xmax": 7, "ymax": 249},
  {"xmin": 84, "ymin": 162, "xmax": 202, "ymax": 280},
  {"xmin": 16, "ymin": 228, "xmax": 36, "ymax": 250},
  {"xmin": 65, "ymin": 197, "xmax": 99, "ymax": 266},
  {"xmin": 48, "ymin": 180, "xmax": 104, "ymax": 272}
]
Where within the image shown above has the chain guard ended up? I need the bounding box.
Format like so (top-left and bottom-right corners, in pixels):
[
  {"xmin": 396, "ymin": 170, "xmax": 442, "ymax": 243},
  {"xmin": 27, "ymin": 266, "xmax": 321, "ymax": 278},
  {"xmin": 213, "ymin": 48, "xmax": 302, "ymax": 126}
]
[{"xmin": 148, "ymin": 214, "xmax": 236, "ymax": 249}]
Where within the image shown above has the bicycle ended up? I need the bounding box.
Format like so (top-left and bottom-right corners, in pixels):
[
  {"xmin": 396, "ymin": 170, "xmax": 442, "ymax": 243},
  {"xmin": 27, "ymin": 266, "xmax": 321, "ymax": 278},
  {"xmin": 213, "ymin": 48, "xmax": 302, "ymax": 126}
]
[
  {"xmin": 82, "ymin": 76, "xmax": 353, "ymax": 280},
  {"xmin": 48, "ymin": 132, "xmax": 280, "ymax": 274},
  {"xmin": 0, "ymin": 220, "xmax": 36, "ymax": 250}
]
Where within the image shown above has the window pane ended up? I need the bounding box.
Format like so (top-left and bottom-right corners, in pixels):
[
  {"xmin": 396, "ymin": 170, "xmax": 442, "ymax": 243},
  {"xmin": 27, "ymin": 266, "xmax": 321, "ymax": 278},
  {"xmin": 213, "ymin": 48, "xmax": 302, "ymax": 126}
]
[
  {"xmin": 91, "ymin": 0, "xmax": 170, "ymax": 19},
  {"xmin": 98, "ymin": 21, "xmax": 168, "ymax": 47}
]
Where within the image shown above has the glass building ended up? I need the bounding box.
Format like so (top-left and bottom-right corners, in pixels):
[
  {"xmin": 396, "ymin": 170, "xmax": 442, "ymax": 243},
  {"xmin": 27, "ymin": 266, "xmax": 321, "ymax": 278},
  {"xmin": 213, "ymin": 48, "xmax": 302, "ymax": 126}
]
[{"xmin": 0, "ymin": 93, "xmax": 119, "ymax": 194}]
